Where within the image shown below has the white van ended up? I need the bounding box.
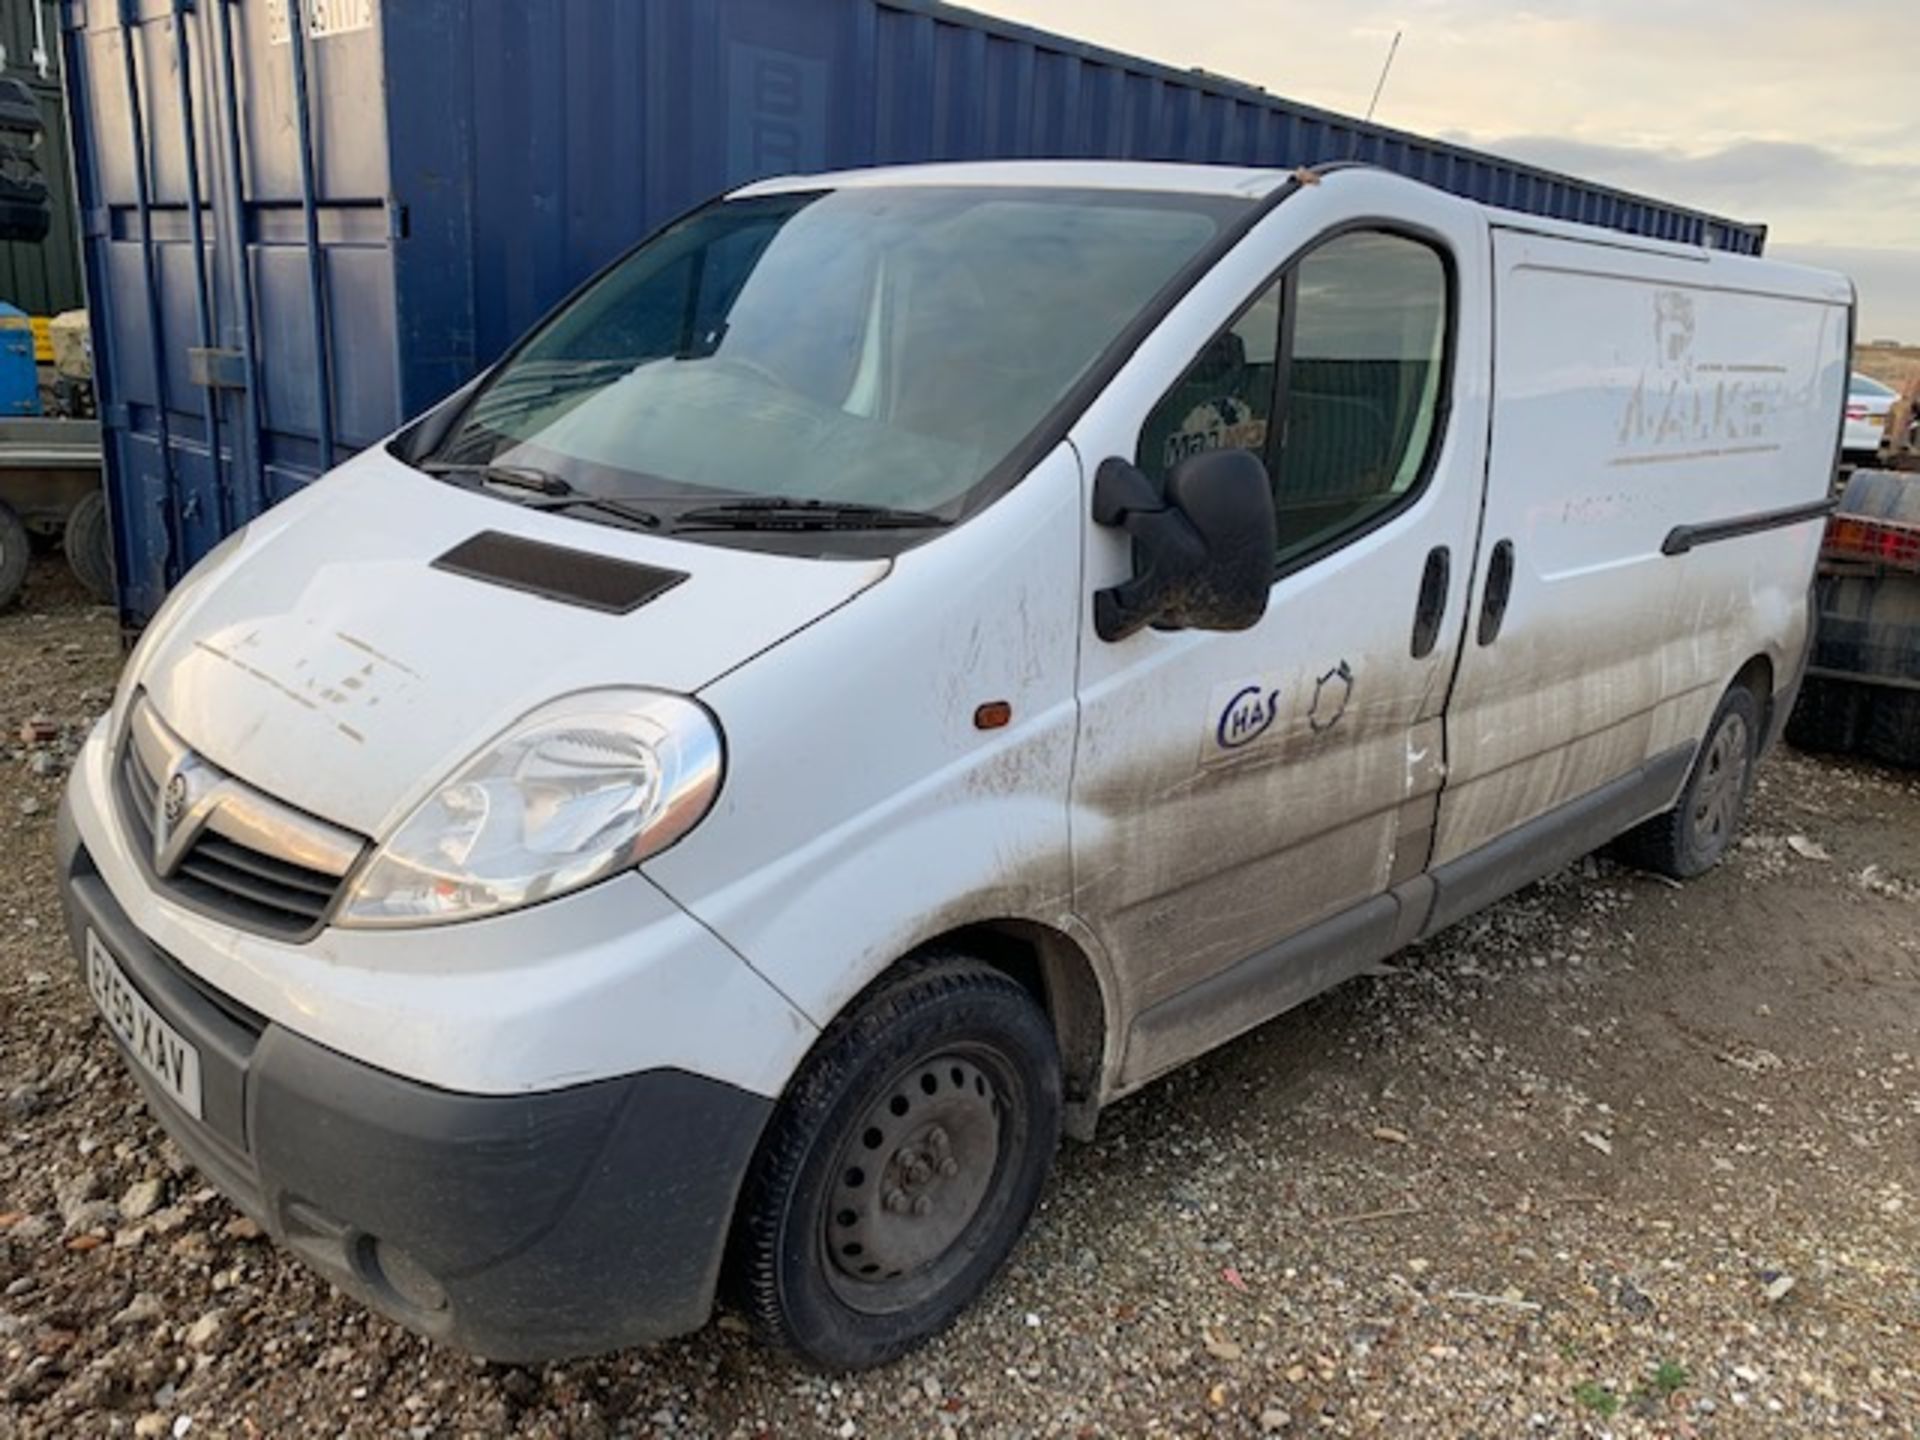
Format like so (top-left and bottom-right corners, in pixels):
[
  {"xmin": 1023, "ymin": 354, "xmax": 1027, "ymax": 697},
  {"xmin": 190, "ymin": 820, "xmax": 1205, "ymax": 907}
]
[{"xmin": 58, "ymin": 162, "xmax": 1849, "ymax": 1369}]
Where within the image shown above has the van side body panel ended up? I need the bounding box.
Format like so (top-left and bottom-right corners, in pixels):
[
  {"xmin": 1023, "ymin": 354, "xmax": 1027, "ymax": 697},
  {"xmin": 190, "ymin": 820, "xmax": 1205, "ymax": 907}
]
[
  {"xmin": 643, "ymin": 446, "xmax": 1101, "ymax": 1045},
  {"xmin": 1073, "ymin": 180, "xmax": 1848, "ymax": 1100},
  {"xmin": 1435, "ymin": 228, "xmax": 1849, "ymax": 865}
]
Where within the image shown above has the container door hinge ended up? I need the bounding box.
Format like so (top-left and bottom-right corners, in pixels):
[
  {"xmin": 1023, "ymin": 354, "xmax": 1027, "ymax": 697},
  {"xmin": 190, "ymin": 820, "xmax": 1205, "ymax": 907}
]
[
  {"xmin": 103, "ymin": 402, "xmax": 131, "ymax": 429},
  {"xmin": 188, "ymin": 347, "xmax": 249, "ymax": 390},
  {"xmin": 82, "ymin": 206, "xmax": 110, "ymax": 238},
  {"xmin": 387, "ymin": 200, "xmax": 409, "ymax": 240},
  {"xmin": 61, "ymin": 1, "xmax": 88, "ymax": 34}
]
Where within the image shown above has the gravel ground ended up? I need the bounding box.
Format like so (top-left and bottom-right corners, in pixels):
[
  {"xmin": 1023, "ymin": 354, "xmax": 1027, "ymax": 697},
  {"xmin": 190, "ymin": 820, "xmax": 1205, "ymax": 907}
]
[{"xmin": 3, "ymin": 552, "xmax": 1918, "ymax": 1438}]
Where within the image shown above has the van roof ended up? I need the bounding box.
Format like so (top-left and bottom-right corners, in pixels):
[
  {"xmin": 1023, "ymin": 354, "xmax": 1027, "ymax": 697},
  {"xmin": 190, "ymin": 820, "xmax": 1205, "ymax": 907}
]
[
  {"xmin": 732, "ymin": 159, "xmax": 1294, "ymax": 201},
  {"xmin": 733, "ymin": 160, "xmax": 1852, "ymax": 304}
]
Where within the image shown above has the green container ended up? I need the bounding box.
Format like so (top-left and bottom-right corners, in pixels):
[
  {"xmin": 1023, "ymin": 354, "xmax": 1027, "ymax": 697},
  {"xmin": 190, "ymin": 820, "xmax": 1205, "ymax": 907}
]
[{"xmin": 0, "ymin": 1, "xmax": 82, "ymax": 317}]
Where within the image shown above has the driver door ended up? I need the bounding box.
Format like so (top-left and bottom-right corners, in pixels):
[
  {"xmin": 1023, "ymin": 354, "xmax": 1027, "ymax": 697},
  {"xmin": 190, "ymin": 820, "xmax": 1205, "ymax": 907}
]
[{"xmin": 1067, "ymin": 176, "xmax": 1492, "ymax": 1088}]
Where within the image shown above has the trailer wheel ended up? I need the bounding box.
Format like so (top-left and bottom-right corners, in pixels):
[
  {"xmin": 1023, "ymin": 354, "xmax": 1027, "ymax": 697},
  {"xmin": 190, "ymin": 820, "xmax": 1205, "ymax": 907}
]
[
  {"xmin": 731, "ymin": 955, "xmax": 1061, "ymax": 1371},
  {"xmin": 1615, "ymin": 685, "xmax": 1760, "ymax": 880},
  {"xmin": 62, "ymin": 489, "xmax": 114, "ymax": 603},
  {"xmin": 1785, "ymin": 675, "xmax": 1868, "ymax": 756},
  {"xmin": 0, "ymin": 501, "xmax": 29, "ymax": 611},
  {"xmin": 1864, "ymin": 691, "xmax": 1920, "ymax": 769}
]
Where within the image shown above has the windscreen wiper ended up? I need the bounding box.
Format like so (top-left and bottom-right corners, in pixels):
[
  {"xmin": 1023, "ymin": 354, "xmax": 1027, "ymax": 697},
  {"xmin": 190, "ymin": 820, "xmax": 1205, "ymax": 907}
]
[
  {"xmin": 421, "ymin": 460, "xmax": 661, "ymax": 530},
  {"xmin": 673, "ymin": 497, "xmax": 950, "ymax": 532},
  {"xmin": 422, "ymin": 459, "xmax": 571, "ymax": 494}
]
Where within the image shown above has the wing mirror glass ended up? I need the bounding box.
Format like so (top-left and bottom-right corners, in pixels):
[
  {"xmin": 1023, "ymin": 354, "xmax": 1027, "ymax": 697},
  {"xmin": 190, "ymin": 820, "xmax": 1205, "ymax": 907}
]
[{"xmin": 1092, "ymin": 449, "xmax": 1277, "ymax": 642}]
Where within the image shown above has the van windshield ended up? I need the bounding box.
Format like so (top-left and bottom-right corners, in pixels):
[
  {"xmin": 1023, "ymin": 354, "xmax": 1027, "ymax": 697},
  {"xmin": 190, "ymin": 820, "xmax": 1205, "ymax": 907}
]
[{"xmin": 421, "ymin": 186, "xmax": 1244, "ymax": 540}]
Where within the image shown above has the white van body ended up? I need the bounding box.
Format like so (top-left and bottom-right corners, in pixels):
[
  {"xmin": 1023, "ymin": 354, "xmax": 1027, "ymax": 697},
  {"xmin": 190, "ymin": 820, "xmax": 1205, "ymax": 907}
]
[{"xmin": 59, "ymin": 162, "xmax": 1850, "ymax": 1365}]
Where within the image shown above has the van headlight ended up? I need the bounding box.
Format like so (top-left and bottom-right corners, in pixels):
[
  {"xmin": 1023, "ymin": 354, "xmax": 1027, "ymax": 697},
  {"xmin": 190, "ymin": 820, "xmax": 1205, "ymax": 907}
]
[{"xmin": 335, "ymin": 689, "xmax": 722, "ymax": 928}]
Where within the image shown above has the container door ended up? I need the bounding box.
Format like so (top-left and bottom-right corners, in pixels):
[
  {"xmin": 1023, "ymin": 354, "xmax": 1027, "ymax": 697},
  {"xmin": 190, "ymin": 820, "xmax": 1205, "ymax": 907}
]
[{"xmin": 62, "ymin": 0, "xmax": 393, "ymax": 625}]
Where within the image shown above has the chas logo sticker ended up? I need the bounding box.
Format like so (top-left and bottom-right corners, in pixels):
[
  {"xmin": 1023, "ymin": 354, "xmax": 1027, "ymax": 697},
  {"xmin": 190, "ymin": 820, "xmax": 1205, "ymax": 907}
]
[{"xmin": 1215, "ymin": 684, "xmax": 1280, "ymax": 751}]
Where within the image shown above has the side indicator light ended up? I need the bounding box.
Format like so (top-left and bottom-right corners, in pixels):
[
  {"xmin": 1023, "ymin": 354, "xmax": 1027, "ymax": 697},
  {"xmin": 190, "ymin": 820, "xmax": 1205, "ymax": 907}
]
[{"xmin": 973, "ymin": 701, "xmax": 1013, "ymax": 731}]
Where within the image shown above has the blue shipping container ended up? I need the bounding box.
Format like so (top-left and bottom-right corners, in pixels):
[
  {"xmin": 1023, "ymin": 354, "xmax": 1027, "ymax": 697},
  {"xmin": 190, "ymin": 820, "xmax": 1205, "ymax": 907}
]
[{"xmin": 62, "ymin": 0, "xmax": 1770, "ymax": 624}]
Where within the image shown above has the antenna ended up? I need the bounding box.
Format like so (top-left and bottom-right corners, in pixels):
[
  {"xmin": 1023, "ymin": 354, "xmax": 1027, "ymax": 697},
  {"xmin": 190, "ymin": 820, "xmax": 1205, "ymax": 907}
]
[{"xmin": 1364, "ymin": 30, "xmax": 1403, "ymax": 124}]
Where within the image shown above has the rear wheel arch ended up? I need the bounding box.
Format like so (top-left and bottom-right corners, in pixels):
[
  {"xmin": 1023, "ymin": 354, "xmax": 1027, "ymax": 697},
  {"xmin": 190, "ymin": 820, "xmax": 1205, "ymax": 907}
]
[
  {"xmin": 1730, "ymin": 653, "xmax": 1776, "ymax": 738},
  {"xmin": 1617, "ymin": 679, "xmax": 1762, "ymax": 880}
]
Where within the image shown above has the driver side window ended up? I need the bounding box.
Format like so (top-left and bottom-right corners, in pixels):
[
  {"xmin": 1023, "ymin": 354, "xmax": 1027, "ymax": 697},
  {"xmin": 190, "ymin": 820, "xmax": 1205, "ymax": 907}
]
[{"xmin": 1138, "ymin": 229, "xmax": 1452, "ymax": 572}]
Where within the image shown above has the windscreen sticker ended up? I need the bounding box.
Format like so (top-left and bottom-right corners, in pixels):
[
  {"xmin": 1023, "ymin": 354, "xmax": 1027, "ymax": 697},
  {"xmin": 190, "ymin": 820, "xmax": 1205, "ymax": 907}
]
[{"xmin": 1164, "ymin": 398, "xmax": 1267, "ymax": 472}]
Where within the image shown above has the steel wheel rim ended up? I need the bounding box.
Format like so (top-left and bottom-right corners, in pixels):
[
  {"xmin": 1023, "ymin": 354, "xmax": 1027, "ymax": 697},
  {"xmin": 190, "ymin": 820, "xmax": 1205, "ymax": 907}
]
[
  {"xmin": 1691, "ymin": 711, "xmax": 1750, "ymax": 847},
  {"xmin": 823, "ymin": 1045, "xmax": 1014, "ymax": 1314}
]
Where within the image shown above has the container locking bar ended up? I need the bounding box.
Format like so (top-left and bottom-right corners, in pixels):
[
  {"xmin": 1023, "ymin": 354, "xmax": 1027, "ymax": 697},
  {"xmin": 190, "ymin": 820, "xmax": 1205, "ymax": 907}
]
[{"xmin": 188, "ymin": 347, "xmax": 249, "ymax": 391}]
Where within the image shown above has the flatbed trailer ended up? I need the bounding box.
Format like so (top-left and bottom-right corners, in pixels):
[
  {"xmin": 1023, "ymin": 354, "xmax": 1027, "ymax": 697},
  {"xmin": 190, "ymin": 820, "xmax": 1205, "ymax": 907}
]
[
  {"xmin": 0, "ymin": 414, "xmax": 109, "ymax": 607},
  {"xmin": 1788, "ymin": 378, "xmax": 1920, "ymax": 766}
]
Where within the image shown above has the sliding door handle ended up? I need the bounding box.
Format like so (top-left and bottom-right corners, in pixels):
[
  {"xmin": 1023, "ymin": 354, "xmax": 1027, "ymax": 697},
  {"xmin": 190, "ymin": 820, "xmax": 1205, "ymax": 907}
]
[
  {"xmin": 1477, "ymin": 538, "xmax": 1515, "ymax": 646},
  {"xmin": 1410, "ymin": 545, "xmax": 1450, "ymax": 658}
]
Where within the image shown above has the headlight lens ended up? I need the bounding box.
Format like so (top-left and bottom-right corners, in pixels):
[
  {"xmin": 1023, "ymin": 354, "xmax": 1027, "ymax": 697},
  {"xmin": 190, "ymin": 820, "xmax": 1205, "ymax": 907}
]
[{"xmin": 335, "ymin": 689, "xmax": 722, "ymax": 928}]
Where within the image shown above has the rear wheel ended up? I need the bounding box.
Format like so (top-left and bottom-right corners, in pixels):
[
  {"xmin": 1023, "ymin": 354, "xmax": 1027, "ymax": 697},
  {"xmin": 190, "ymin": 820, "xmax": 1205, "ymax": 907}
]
[
  {"xmin": 1616, "ymin": 686, "xmax": 1760, "ymax": 880},
  {"xmin": 0, "ymin": 502, "xmax": 29, "ymax": 611},
  {"xmin": 731, "ymin": 956, "xmax": 1061, "ymax": 1371},
  {"xmin": 63, "ymin": 489, "xmax": 113, "ymax": 603}
]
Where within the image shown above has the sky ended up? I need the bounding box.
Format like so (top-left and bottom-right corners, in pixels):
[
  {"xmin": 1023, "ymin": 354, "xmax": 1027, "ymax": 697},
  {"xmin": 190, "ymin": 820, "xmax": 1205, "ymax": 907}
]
[{"xmin": 978, "ymin": 0, "xmax": 1919, "ymax": 343}]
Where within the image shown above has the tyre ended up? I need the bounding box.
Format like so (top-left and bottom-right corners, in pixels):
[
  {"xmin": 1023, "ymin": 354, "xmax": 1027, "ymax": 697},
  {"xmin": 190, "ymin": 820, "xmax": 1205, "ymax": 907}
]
[
  {"xmin": 63, "ymin": 488, "xmax": 114, "ymax": 603},
  {"xmin": 1615, "ymin": 685, "xmax": 1761, "ymax": 880},
  {"xmin": 731, "ymin": 955, "xmax": 1062, "ymax": 1371},
  {"xmin": 1785, "ymin": 675, "xmax": 1867, "ymax": 756},
  {"xmin": 1864, "ymin": 690, "xmax": 1920, "ymax": 769},
  {"xmin": 0, "ymin": 501, "xmax": 29, "ymax": 611}
]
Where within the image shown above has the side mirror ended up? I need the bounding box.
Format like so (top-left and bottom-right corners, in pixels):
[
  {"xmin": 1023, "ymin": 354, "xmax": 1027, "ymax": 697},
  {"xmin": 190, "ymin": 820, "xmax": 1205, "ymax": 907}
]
[{"xmin": 1092, "ymin": 450, "xmax": 1277, "ymax": 642}]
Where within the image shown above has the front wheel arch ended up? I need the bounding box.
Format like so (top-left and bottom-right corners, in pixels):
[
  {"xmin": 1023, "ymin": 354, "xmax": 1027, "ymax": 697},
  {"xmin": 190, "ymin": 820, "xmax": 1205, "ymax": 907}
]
[{"xmin": 725, "ymin": 951, "xmax": 1063, "ymax": 1370}]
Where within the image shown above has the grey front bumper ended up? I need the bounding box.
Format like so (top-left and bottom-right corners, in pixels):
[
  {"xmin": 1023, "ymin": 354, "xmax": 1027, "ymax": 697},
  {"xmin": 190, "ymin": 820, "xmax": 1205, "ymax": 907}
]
[{"xmin": 57, "ymin": 797, "xmax": 772, "ymax": 1361}]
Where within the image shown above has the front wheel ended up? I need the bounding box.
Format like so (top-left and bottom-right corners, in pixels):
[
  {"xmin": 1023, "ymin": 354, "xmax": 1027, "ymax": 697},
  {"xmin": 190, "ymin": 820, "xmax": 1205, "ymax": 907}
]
[
  {"xmin": 1616, "ymin": 686, "xmax": 1761, "ymax": 879},
  {"xmin": 730, "ymin": 956, "xmax": 1061, "ymax": 1371}
]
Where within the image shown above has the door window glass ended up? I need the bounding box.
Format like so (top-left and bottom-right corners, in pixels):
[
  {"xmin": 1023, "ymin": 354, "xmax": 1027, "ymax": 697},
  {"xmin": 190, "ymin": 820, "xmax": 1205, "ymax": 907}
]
[
  {"xmin": 1276, "ymin": 232, "xmax": 1448, "ymax": 563},
  {"xmin": 1137, "ymin": 229, "xmax": 1450, "ymax": 570}
]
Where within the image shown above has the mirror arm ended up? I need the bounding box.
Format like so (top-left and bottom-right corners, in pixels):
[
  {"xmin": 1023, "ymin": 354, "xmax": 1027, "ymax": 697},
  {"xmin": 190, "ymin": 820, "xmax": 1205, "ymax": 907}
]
[{"xmin": 1091, "ymin": 457, "xmax": 1208, "ymax": 642}]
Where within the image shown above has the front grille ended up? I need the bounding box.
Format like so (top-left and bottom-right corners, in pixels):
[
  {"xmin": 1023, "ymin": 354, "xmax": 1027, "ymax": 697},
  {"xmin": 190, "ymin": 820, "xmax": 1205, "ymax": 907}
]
[{"xmin": 118, "ymin": 700, "xmax": 365, "ymax": 939}]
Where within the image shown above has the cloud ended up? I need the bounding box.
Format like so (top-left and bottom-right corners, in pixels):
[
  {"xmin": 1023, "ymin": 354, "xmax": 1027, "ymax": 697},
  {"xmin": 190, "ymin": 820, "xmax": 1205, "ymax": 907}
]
[
  {"xmin": 1462, "ymin": 135, "xmax": 1920, "ymax": 248},
  {"xmin": 973, "ymin": 1, "xmax": 1920, "ymax": 335},
  {"xmin": 1769, "ymin": 245, "xmax": 1920, "ymax": 346}
]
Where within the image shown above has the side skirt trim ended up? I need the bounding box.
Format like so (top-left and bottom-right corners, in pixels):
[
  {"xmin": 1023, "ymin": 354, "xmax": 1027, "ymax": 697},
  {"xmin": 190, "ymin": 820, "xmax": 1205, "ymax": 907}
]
[
  {"xmin": 1421, "ymin": 743, "xmax": 1694, "ymax": 937},
  {"xmin": 1120, "ymin": 744, "xmax": 1695, "ymax": 1091}
]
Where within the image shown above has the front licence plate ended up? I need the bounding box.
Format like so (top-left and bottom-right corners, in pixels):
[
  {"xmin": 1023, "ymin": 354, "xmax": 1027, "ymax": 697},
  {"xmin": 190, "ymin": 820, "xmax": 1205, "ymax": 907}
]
[{"xmin": 86, "ymin": 929, "xmax": 203, "ymax": 1120}]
